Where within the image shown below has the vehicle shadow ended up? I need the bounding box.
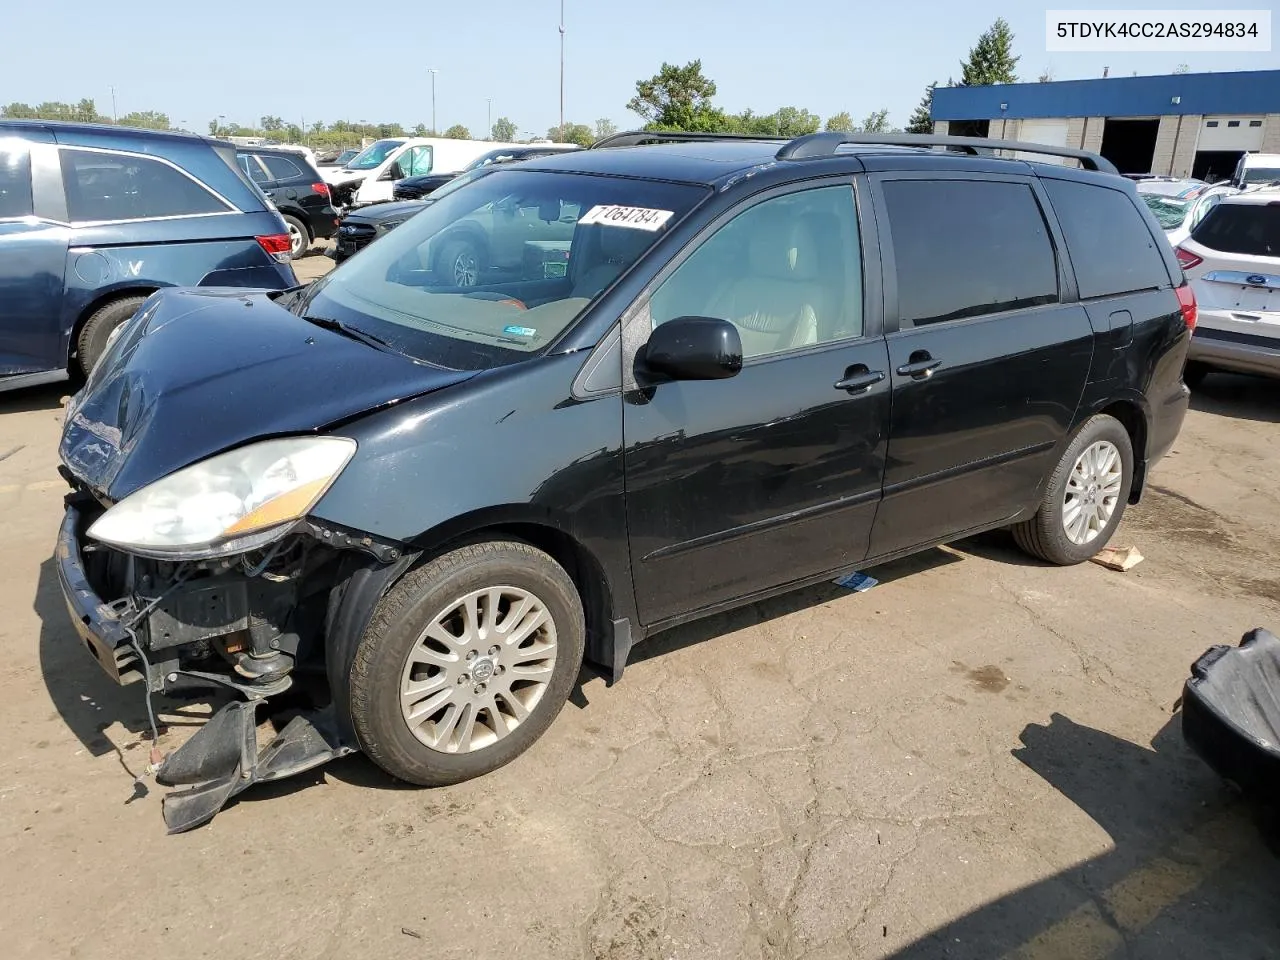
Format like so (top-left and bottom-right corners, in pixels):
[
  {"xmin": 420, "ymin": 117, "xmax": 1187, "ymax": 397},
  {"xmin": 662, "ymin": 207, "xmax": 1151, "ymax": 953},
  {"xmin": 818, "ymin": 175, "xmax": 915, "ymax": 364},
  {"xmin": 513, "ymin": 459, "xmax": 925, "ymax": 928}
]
[
  {"xmin": 886, "ymin": 713, "xmax": 1280, "ymax": 959},
  {"xmin": 630, "ymin": 546, "xmax": 966, "ymax": 667},
  {"xmin": 0, "ymin": 384, "xmax": 68, "ymax": 416},
  {"xmin": 1190, "ymin": 373, "xmax": 1279, "ymax": 424}
]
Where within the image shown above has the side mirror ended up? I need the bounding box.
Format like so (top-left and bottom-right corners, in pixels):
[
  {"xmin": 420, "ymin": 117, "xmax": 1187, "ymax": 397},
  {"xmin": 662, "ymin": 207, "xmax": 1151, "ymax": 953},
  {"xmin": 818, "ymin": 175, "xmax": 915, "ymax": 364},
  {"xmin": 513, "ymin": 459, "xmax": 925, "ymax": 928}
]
[
  {"xmin": 380, "ymin": 162, "xmax": 404, "ymax": 182},
  {"xmin": 643, "ymin": 316, "xmax": 743, "ymax": 381}
]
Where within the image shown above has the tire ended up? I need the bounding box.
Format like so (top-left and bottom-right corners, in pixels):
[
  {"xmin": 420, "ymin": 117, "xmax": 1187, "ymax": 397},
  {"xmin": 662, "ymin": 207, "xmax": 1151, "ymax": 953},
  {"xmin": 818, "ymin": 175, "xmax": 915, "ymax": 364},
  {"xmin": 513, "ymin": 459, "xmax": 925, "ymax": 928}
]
[
  {"xmin": 283, "ymin": 214, "xmax": 310, "ymax": 260},
  {"xmin": 1011, "ymin": 414, "xmax": 1134, "ymax": 566},
  {"xmin": 76, "ymin": 295, "xmax": 149, "ymax": 377},
  {"xmin": 435, "ymin": 237, "xmax": 485, "ymax": 287},
  {"xmin": 1183, "ymin": 361, "xmax": 1210, "ymax": 389},
  {"xmin": 348, "ymin": 540, "xmax": 585, "ymax": 786}
]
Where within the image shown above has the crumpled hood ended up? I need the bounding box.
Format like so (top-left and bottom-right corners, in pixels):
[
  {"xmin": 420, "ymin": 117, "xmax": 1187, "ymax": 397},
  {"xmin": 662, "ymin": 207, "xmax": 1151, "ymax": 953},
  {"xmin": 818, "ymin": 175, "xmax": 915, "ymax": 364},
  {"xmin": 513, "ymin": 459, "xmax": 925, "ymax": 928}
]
[{"xmin": 60, "ymin": 288, "xmax": 474, "ymax": 501}]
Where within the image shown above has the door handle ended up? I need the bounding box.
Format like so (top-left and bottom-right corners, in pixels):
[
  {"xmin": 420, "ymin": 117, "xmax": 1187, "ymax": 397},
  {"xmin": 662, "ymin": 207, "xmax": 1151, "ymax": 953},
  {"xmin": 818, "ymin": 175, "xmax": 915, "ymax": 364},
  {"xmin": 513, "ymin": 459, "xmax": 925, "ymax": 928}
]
[
  {"xmin": 833, "ymin": 366, "xmax": 885, "ymax": 393},
  {"xmin": 896, "ymin": 352, "xmax": 942, "ymax": 379}
]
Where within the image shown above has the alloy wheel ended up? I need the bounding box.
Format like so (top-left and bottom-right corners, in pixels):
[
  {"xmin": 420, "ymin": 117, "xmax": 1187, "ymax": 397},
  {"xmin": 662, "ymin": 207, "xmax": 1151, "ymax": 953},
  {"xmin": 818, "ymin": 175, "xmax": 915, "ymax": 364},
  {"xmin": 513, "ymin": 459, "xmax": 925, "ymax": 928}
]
[
  {"xmin": 1062, "ymin": 440, "xmax": 1124, "ymax": 545},
  {"xmin": 452, "ymin": 250, "xmax": 479, "ymax": 286},
  {"xmin": 398, "ymin": 586, "xmax": 558, "ymax": 753}
]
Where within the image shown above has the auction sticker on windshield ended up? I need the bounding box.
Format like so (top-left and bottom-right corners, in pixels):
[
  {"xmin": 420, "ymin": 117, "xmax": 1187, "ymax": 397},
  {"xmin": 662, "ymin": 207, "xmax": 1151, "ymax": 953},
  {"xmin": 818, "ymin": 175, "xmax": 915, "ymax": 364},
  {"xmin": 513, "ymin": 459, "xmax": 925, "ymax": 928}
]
[{"xmin": 579, "ymin": 205, "xmax": 674, "ymax": 231}]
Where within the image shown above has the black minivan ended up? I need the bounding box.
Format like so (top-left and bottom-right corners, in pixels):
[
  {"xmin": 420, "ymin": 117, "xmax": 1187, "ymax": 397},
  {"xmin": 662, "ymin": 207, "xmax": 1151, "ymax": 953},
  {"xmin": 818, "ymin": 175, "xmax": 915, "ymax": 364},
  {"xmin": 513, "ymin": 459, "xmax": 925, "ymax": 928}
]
[{"xmin": 55, "ymin": 132, "xmax": 1194, "ymax": 831}]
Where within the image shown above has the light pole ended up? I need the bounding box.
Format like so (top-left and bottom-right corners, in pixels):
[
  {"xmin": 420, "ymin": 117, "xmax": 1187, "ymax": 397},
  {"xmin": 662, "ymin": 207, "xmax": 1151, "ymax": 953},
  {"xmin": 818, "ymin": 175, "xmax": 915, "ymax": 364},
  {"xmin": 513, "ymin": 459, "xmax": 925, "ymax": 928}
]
[
  {"xmin": 428, "ymin": 68, "xmax": 438, "ymax": 134},
  {"xmin": 109, "ymin": 85, "xmax": 117, "ymax": 124},
  {"xmin": 218, "ymin": 114, "xmax": 227, "ymax": 137},
  {"xmin": 558, "ymin": 0, "xmax": 565, "ymax": 138},
  {"xmin": 487, "ymin": 98, "xmax": 493, "ymax": 139}
]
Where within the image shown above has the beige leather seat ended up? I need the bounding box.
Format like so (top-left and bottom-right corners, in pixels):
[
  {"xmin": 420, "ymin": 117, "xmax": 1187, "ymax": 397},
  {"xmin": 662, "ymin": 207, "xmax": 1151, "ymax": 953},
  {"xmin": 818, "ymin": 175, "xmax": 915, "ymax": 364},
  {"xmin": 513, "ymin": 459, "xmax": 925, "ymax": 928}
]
[
  {"xmin": 572, "ymin": 226, "xmax": 654, "ymax": 300},
  {"xmin": 707, "ymin": 219, "xmax": 825, "ymax": 357}
]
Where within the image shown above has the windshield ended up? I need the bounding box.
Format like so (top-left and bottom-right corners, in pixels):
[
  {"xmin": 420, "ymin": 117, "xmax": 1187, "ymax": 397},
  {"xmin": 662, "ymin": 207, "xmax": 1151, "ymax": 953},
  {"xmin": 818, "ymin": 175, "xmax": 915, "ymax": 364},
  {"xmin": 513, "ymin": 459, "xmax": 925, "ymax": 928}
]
[
  {"xmin": 345, "ymin": 139, "xmax": 404, "ymax": 170},
  {"xmin": 1140, "ymin": 194, "xmax": 1191, "ymax": 230},
  {"xmin": 299, "ymin": 168, "xmax": 707, "ymax": 369},
  {"xmin": 1242, "ymin": 166, "xmax": 1280, "ymax": 186}
]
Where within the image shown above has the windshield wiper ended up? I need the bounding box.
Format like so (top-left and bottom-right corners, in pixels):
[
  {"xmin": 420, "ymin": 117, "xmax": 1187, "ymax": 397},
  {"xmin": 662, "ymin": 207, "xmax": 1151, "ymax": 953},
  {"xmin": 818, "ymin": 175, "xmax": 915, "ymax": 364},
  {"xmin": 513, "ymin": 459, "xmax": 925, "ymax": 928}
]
[{"xmin": 301, "ymin": 314, "xmax": 395, "ymax": 351}]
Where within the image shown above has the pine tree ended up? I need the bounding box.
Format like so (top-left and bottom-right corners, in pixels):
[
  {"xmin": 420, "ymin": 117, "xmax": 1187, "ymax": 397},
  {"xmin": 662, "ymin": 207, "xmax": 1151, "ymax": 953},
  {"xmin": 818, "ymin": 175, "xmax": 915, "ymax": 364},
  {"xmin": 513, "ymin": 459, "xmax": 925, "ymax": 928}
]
[
  {"xmin": 905, "ymin": 82, "xmax": 936, "ymax": 134},
  {"xmin": 959, "ymin": 18, "xmax": 1020, "ymax": 86}
]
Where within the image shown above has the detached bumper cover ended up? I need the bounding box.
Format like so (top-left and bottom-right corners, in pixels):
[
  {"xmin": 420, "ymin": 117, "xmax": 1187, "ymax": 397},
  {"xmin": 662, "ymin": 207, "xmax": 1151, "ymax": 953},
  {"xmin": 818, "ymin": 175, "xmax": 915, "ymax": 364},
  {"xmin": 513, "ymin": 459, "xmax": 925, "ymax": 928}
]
[
  {"xmin": 55, "ymin": 503, "xmax": 141, "ymax": 685},
  {"xmin": 1182, "ymin": 627, "xmax": 1280, "ymax": 797}
]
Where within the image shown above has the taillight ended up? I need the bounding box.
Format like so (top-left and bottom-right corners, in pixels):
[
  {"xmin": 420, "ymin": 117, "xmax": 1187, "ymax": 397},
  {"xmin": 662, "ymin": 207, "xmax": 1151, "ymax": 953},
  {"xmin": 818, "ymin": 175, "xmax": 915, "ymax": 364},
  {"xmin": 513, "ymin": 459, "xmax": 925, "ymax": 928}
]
[
  {"xmin": 256, "ymin": 233, "xmax": 292, "ymax": 263},
  {"xmin": 311, "ymin": 182, "xmax": 330, "ymax": 198},
  {"xmin": 1176, "ymin": 282, "xmax": 1197, "ymax": 331},
  {"xmin": 1175, "ymin": 246, "xmax": 1203, "ymax": 271}
]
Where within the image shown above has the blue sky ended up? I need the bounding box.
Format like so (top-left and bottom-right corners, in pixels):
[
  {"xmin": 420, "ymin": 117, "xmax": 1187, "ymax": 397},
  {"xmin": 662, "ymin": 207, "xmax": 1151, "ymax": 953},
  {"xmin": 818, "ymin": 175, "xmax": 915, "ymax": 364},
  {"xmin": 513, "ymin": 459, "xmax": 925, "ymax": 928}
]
[{"xmin": 2, "ymin": 0, "xmax": 1273, "ymax": 136}]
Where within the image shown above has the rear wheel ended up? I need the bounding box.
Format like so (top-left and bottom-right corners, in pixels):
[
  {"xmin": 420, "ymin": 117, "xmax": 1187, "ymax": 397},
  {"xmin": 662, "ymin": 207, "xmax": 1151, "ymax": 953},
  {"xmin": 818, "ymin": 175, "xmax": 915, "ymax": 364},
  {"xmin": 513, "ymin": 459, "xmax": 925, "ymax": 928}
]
[
  {"xmin": 283, "ymin": 214, "xmax": 310, "ymax": 260},
  {"xmin": 76, "ymin": 295, "xmax": 148, "ymax": 377},
  {"xmin": 347, "ymin": 541, "xmax": 585, "ymax": 786},
  {"xmin": 1011, "ymin": 414, "xmax": 1134, "ymax": 565}
]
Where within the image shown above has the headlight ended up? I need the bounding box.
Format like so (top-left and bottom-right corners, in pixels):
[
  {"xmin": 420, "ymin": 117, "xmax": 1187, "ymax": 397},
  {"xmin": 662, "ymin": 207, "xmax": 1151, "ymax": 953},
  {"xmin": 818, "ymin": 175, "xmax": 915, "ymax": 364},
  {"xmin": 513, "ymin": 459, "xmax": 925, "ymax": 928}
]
[
  {"xmin": 376, "ymin": 218, "xmax": 407, "ymax": 232},
  {"xmin": 88, "ymin": 436, "xmax": 356, "ymax": 559}
]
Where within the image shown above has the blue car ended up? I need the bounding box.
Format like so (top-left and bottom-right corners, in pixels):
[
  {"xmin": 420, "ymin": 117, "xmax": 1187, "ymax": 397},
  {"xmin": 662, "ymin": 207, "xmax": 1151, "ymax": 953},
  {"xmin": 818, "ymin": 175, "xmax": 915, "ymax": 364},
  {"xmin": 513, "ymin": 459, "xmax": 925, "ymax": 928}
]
[{"xmin": 0, "ymin": 120, "xmax": 297, "ymax": 389}]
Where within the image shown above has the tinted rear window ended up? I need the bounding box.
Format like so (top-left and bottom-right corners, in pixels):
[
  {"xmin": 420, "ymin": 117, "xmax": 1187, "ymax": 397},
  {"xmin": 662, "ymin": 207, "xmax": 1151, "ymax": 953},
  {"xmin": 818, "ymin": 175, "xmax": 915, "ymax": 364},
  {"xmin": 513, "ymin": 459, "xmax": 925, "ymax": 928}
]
[
  {"xmin": 1044, "ymin": 179, "xmax": 1170, "ymax": 298},
  {"xmin": 0, "ymin": 144, "xmax": 33, "ymax": 218},
  {"xmin": 262, "ymin": 154, "xmax": 304, "ymax": 180},
  {"xmin": 61, "ymin": 148, "xmax": 229, "ymax": 222},
  {"xmin": 1191, "ymin": 203, "xmax": 1280, "ymax": 257},
  {"xmin": 883, "ymin": 178, "xmax": 1058, "ymax": 327}
]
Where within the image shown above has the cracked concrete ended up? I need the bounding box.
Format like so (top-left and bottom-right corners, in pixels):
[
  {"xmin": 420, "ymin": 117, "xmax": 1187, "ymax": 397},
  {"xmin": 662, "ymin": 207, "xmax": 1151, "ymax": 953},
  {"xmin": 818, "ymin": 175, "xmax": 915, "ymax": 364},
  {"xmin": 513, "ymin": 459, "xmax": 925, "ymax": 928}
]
[{"xmin": 1, "ymin": 319, "xmax": 1278, "ymax": 959}]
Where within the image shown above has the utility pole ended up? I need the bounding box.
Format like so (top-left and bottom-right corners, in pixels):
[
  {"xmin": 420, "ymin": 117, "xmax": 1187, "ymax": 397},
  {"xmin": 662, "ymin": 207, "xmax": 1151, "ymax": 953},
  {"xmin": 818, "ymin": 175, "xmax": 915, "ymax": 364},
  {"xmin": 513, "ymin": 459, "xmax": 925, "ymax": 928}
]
[
  {"xmin": 110, "ymin": 85, "xmax": 117, "ymax": 124},
  {"xmin": 558, "ymin": 0, "xmax": 565, "ymax": 138},
  {"xmin": 428, "ymin": 68, "xmax": 439, "ymax": 134},
  {"xmin": 487, "ymin": 98, "xmax": 493, "ymax": 139}
]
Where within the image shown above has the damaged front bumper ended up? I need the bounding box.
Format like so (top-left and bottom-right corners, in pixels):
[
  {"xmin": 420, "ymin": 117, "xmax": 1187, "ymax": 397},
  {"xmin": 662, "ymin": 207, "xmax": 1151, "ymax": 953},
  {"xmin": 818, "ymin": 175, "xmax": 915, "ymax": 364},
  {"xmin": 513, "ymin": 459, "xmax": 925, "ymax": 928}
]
[{"xmin": 55, "ymin": 495, "xmax": 412, "ymax": 832}]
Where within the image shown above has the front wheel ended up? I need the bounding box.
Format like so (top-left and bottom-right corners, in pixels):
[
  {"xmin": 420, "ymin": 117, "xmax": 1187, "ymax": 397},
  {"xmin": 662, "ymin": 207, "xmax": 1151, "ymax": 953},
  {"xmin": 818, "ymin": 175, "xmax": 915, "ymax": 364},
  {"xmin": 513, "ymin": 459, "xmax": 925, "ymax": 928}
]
[
  {"xmin": 1011, "ymin": 414, "xmax": 1134, "ymax": 565},
  {"xmin": 76, "ymin": 295, "xmax": 149, "ymax": 377},
  {"xmin": 347, "ymin": 541, "xmax": 585, "ymax": 786}
]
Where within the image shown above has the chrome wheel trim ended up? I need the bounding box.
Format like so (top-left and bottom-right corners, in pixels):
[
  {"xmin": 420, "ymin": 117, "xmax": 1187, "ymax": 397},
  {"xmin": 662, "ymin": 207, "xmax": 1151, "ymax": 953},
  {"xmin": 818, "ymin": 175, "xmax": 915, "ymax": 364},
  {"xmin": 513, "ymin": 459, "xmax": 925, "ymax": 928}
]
[
  {"xmin": 452, "ymin": 249, "xmax": 478, "ymax": 286},
  {"xmin": 287, "ymin": 219, "xmax": 305, "ymax": 256},
  {"xmin": 1062, "ymin": 440, "xmax": 1124, "ymax": 545},
  {"xmin": 398, "ymin": 586, "xmax": 557, "ymax": 754}
]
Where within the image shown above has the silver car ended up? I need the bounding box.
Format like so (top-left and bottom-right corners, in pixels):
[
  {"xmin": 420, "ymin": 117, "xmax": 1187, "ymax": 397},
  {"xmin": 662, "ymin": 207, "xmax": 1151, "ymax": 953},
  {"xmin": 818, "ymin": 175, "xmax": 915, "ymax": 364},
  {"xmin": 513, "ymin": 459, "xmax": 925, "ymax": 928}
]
[
  {"xmin": 1176, "ymin": 191, "xmax": 1280, "ymax": 384},
  {"xmin": 1138, "ymin": 179, "xmax": 1237, "ymax": 247}
]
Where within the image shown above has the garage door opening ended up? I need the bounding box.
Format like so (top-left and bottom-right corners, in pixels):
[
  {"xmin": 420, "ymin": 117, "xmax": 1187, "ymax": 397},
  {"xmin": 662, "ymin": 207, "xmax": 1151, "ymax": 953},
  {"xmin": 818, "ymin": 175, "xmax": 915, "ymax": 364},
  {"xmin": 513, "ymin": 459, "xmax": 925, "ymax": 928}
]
[
  {"xmin": 1193, "ymin": 150, "xmax": 1244, "ymax": 184},
  {"xmin": 1099, "ymin": 119, "xmax": 1159, "ymax": 174},
  {"xmin": 948, "ymin": 120, "xmax": 990, "ymax": 138}
]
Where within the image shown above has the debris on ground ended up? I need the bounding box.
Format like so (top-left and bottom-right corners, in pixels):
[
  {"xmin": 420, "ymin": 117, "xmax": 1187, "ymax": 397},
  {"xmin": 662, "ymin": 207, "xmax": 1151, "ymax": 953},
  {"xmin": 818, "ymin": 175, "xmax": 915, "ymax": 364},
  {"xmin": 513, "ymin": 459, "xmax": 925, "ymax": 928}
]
[
  {"xmin": 1090, "ymin": 545, "xmax": 1144, "ymax": 572},
  {"xmin": 401, "ymin": 928, "xmax": 423, "ymax": 939},
  {"xmin": 1182, "ymin": 627, "xmax": 1280, "ymax": 796},
  {"xmin": 834, "ymin": 571, "xmax": 879, "ymax": 592}
]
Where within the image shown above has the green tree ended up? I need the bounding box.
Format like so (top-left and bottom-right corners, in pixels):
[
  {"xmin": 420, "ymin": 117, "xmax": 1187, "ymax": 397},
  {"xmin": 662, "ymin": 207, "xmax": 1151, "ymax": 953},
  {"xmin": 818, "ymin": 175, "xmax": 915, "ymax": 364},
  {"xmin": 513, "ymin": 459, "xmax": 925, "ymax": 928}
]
[
  {"xmin": 772, "ymin": 106, "xmax": 821, "ymax": 137},
  {"xmin": 905, "ymin": 82, "xmax": 936, "ymax": 133},
  {"xmin": 443, "ymin": 123, "xmax": 472, "ymax": 139},
  {"xmin": 1173, "ymin": 63, "xmax": 1190, "ymax": 74},
  {"xmin": 859, "ymin": 109, "xmax": 892, "ymax": 133},
  {"xmin": 627, "ymin": 60, "xmax": 724, "ymax": 131},
  {"xmin": 548, "ymin": 122, "xmax": 595, "ymax": 146},
  {"xmin": 959, "ymin": 17, "xmax": 1019, "ymax": 86},
  {"xmin": 412, "ymin": 122, "xmax": 430, "ymax": 136},
  {"xmin": 1, "ymin": 102, "xmax": 38, "ymax": 118},
  {"xmin": 491, "ymin": 117, "xmax": 517, "ymax": 141},
  {"xmin": 208, "ymin": 118, "xmax": 221, "ymax": 136},
  {"xmin": 119, "ymin": 110, "xmax": 170, "ymax": 129},
  {"xmin": 1037, "ymin": 68, "xmax": 1054, "ymax": 82},
  {"xmin": 260, "ymin": 115, "xmax": 283, "ymax": 130},
  {"xmin": 284, "ymin": 123, "xmax": 303, "ymax": 141},
  {"xmin": 595, "ymin": 117, "xmax": 617, "ymax": 139},
  {"xmin": 825, "ymin": 111, "xmax": 855, "ymax": 133}
]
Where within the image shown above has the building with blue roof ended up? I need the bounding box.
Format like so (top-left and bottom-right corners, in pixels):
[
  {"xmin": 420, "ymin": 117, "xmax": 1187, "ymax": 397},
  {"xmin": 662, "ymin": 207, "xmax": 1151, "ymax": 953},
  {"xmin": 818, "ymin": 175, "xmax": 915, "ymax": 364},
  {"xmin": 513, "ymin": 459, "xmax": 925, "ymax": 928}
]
[{"xmin": 931, "ymin": 69, "xmax": 1280, "ymax": 182}]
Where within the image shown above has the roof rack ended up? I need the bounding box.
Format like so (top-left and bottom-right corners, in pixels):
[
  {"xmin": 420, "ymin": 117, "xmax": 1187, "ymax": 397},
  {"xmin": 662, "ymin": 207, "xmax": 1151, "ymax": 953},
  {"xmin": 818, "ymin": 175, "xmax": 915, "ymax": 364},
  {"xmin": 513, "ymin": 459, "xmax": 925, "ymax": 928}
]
[
  {"xmin": 776, "ymin": 132, "xmax": 1117, "ymax": 173},
  {"xmin": 590, "ymin": 130, "xmax": 787, "ymax": 149}
]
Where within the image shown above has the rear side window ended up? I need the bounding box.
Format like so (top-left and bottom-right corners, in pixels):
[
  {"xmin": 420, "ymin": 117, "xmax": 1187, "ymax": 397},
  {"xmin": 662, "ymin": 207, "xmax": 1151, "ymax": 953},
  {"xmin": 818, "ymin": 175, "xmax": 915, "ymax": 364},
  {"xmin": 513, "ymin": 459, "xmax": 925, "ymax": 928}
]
[
  {"xmin": 883, "ymin": 178, "xmax": 1058, "ymax": 327},
  {"xmin": 1192, "ymin": 203, "xmax": 1280, "ymax": 257},
  {"xmin": 60, "ymin": 148, "xmax": 230, "ymax": 223},
  {"xmin": 1044, "ymin": 179, "xmax": 1169, "ymax": 298},
  {"xmin": 0, "ymin": 145, "xmax": 33, "ymax": 218},
  {"xmin": 262, "ymin": 155, "xmax": 304, "ymax": 180}
]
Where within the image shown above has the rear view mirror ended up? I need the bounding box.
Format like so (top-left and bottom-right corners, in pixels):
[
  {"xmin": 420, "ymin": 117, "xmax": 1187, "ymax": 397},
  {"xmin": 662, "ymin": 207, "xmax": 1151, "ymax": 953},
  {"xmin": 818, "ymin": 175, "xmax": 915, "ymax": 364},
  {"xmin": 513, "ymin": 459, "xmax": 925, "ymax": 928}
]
[{"xmin": 643, "ymin": 316, "xmax": 743, "ymax": 381}]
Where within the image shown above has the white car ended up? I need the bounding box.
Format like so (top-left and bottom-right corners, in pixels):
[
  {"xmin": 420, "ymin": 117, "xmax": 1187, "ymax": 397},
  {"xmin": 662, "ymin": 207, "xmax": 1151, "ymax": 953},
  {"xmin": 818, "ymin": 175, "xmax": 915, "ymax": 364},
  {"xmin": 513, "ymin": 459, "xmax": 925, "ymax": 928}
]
[
  {"xmin": 1138, "ymin": 179, "xmax": 1237, "ymax": 247},
  {"xmin": 1176, "ymin": 191, "xmax": 1280, "ymax": 384},
  {"xmin": 322, "ymin": 137, "xmax": 530, "ymax": 208},
  {"xmin": 1232, "ymin": 153, "xmax": 1280, "ymax": 190}
]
